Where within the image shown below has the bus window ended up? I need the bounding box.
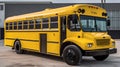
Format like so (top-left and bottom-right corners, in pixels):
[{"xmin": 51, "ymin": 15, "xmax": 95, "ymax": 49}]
[
  {"xmin": 29, "ymin": 20, "xmax": 34, "ymax": 29},
  {"xmin": 6, "ymin": 23, "xmax": 9, "ymax": 30},
  {"xmin": 35, "ymin": 19, "xmax": 41, "ymax": 29},
  {"xmin": 50, "ymin": 17, "xmax": 58, "ymax": 28},
  {"xmin": 18, "ymin": 21, "xmax": 22, "ymax": 30},
  {"xmin": 13, "ymin": 22, "xmax": 17, "ymax": 30},
  {"xmin": 23, "ymin": 21, "xmax": 28, "ymax": 29},
  {"xmin": 9, "ymin": 22, "xmax": 13, "ymax": 30},
  {"xmin": 68, "ymin": 14, "xmax": 81, "ymax": 31},
  {"xmin": 42, "ymin": 18, "xmax": 49, "ymax": 29}
]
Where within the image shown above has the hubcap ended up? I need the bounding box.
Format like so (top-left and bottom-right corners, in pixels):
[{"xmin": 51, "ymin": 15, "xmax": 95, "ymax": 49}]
[
  {"xmin": 66, "ymin": 49, "xmax": 77, "ymax": 62},
  {"xmin": 15, "ymin": 42, "xmax": 20, "ymax": 51}
]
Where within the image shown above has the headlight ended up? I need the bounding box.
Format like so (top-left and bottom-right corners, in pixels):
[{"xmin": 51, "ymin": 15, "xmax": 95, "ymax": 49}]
[
  {"xmin": 87, "ymin": 43, "xmax": 93, "ymax": 48},
  {"xmin": 112, "ymin": 42, "xmax": 115, "ymax": 46}
]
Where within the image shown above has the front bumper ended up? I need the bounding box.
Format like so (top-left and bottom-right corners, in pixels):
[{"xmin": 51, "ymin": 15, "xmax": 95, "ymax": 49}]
[{"xmin": 84, "ymin": 48, "xmax": 117, "ymax": 56}]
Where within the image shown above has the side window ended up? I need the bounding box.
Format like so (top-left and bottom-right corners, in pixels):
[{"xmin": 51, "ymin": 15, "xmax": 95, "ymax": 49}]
[
  {"xmin": 23, "ymin": 21, "xmax": 28, "ymax": 29},
  {"xmin": 29, "ymin": 20, "xmax": 34, "ymax": 29},
  {"xmin": 13, "ymin": 22, "xmax": 17, "ymax": 30},
  {"xmin": 68, "ymin": 14, "xmax": 81, "ymax": 31},
  {"xmin": 42, "ymin": 18, "xmax": 49, "ymax": 29},
  {"xmin": 50, "ymin": 17, "xmax": 58, "ymax": 28},
  {"xmin": 9, "ymin": 22, "xmax": 13, "ymax": 30},
  {"xmin": 18, "ymin": 21, "xmax": 22, "ymax": 30},
  {"xmin": 6, "ymin": 23, "xmax": 9, "ymax": 30},
  {"xmin": 35, "ymin": 19, "xmax": 41, "ymax": 29}
]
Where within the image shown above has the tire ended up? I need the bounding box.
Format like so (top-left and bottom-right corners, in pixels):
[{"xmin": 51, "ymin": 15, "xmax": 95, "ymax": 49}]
[
  {"xmin": 63, "ymin": 45, "xmax": 82, "ymax": 65},
  {"xmin": 93, "ymin": 55, "xmax": 109, "ymax": 61},
  {"xmin": 14, "ymin": 40, "xmax": 24, "ymax": 54}
]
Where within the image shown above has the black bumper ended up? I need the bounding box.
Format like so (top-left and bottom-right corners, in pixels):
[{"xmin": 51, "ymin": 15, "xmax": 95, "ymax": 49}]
[{"xmin": 84, "ymin": 48, "xmax": 117, "ymax": 56}]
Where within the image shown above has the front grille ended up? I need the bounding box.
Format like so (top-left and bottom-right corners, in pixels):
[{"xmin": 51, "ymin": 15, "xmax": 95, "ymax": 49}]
[{"xmin": 96, "ymin": 39, "xmax": 110, "ymax": 46}]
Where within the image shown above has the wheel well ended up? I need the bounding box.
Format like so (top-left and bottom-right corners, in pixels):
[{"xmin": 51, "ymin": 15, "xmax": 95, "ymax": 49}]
[{"xmin": 60, "ymin": 41, "xmax": 83, "ymax": 56}]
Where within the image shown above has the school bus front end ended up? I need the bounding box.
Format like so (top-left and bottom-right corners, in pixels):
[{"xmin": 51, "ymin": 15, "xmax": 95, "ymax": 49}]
[
  {"xmin": 77, "ymin": 32, "xmax": 116, "ymax": 55},
  {"xmin": 63, "ymin": 32, "xmax": 117, "ymax": 56}
]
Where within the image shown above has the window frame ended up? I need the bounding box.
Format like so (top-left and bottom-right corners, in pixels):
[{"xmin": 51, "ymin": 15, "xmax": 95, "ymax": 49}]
[
  {"xmin": 18, "ymin": 21, "xmax": 22, "ymax": 30},
  {"xmin": 13, "ymin": 22, "xmax": 17, "ymax": 30},
  {"xmin": 50, "ymin": 16, "xmax": 58, "ymax": 29},
  {"xmin": 29, "ymin": 20, "xmax": 34, "ymax": 29},
  {"xmin": 9, "ymin": 22, "xmax": 13, "ymax": 30},
  {"xmin": 35, "ymin": 19, "xmax": 41, "ymax": 29},
  {"xmin": 42, "ymin": 18, "xmax": 49, "ymax": 29},
  {"xmin": 6, "ymin": 23, "xmax": 9, "ymax": 30},
  {"xmin": 23, "ymin": 20, "xmax": 28, "ymax": 29}
]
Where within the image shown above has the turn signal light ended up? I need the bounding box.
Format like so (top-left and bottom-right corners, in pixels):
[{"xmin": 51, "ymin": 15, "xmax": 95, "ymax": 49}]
[{"xmin": 88, "ymin": 6, "xmax": 98, "ymax": 9}]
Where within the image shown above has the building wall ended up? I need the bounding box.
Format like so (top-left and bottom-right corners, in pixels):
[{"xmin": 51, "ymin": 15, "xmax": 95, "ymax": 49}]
[{"xmin": 5, "ymin": 4, "xmax": 72, "ymax": 18}]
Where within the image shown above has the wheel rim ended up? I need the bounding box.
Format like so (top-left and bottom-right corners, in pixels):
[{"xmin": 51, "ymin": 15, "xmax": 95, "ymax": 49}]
[
  {"xmin": 66, "ymin": 49, "xmax": 77, "ymax": 63},
  {"xmin": 16, "ymin": 44, "xmax": 19, "ymax": 51},
  {"xmin": 15, "ymin": 42, "xmax": 20, "ymax": 51}
]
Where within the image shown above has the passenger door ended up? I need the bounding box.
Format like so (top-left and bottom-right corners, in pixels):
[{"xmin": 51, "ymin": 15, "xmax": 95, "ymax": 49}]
[{"xmin": 60, "ymin": 16, "xmax": 66, "ymax": 43}]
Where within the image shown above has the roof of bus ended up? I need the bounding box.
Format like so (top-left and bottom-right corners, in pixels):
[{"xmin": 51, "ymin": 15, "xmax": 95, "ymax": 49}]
[{"xmin": 5, "ymin": 4, "xmax": 106, "ymax": 22}]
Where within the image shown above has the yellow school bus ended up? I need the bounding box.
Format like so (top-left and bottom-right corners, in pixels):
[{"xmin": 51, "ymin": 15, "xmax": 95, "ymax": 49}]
[{"xmin": 4, "ymin": 4, "xmax": 117, "ymax": 65}]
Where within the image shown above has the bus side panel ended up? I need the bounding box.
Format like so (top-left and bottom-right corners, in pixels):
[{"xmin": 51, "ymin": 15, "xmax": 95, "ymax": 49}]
[
  {"xmin": 5, "ymin": 32, "xmax": 40, "ymax": 51},
  {"xmin": 21, "ymin": 41, "xmax": 40, "ymax": 51},
  {"xmin": 4, "ymin": 31, "xmax": 14, "ymax": 47},
  {"xmin": 4, "ymin": 39, "xmax": 14, "ymax": 47},
  {"xmin": 47, "ymin": 32, "xmax": 60, "ymax": 56}
]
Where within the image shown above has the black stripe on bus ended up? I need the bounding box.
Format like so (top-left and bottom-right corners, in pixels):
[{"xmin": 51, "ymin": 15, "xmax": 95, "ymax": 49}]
[
  {"xmin": 5, "ymin": 38, "xmax": 39, "ymax": 42},
  {"xmin": 6, "ymin": 30, "xmax": 59, "ymax": 32},
  {"xmin": 22, "ymin": 48, "xmax": 39, "ymax": 52},
  {"xmin": 6, "ymin": 38, "xmax": 59, "ymax": 43},
  {"xmin": 47, "ymin": 41, "xmax": 59, "ymax": 43},
  {"xmin": 5, "ymin": 38, "xmax": 15, "ymax": 40},
  {"xmin": 20, "ymin": 39, "xmax": 39, "ymax": 42},
  {"xmin": 5, "ymin": 45, "xmax": 13, "ymax": 47},
  {"xmin": 47, "ymin": 52, "xmax": 59, "ymax": 56}
]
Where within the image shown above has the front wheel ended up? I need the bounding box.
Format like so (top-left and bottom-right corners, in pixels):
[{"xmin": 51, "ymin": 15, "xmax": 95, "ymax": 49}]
[
  {"xmin": 93, "ymin": 55, "xmax": 109, "ymax": 61},
  {"xmin": 63, "ymin": 45, "xmax": 82, "ymax": 65}
]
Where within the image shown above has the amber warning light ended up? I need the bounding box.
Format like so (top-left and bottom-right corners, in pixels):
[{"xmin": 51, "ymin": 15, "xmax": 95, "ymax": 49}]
[{"xmin": 88, "ymin": 6, "xmax": 98, "ymax": 9}]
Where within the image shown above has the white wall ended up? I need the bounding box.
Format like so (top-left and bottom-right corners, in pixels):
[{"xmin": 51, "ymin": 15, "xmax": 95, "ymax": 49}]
[{"xmin": 0, "ymin": 3, "xmax": 5, "ymax": 28}]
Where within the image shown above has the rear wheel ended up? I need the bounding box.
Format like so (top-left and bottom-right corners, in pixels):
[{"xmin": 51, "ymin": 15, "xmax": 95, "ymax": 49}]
[
  {"xmin": 14, "ymin": 40, "xmax": 24, "ymax": 54},
  {"xmin": 93, "ymin": 55, "xmax": 109, "ymax": 61},
  {"xmin": 63, "ymin": 45, "xmax": 82, "ymax": 65}
]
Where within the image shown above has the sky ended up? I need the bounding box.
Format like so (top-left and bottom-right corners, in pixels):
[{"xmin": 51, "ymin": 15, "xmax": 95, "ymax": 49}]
[{"xmin": 0, "ymin": 0, "xmax": 120, "ymax": 3}]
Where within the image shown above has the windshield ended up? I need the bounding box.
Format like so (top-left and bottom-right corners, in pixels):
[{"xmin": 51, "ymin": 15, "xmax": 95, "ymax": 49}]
[{"xmin": 80, "ymin": 15, "xmax": 107, "ymax": 32}]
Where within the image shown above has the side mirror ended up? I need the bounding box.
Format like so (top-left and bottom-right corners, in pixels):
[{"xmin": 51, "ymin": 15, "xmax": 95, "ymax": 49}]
[{"xmin": 107, "ymin": 20, "xmax": 110, "ymax": 26}]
